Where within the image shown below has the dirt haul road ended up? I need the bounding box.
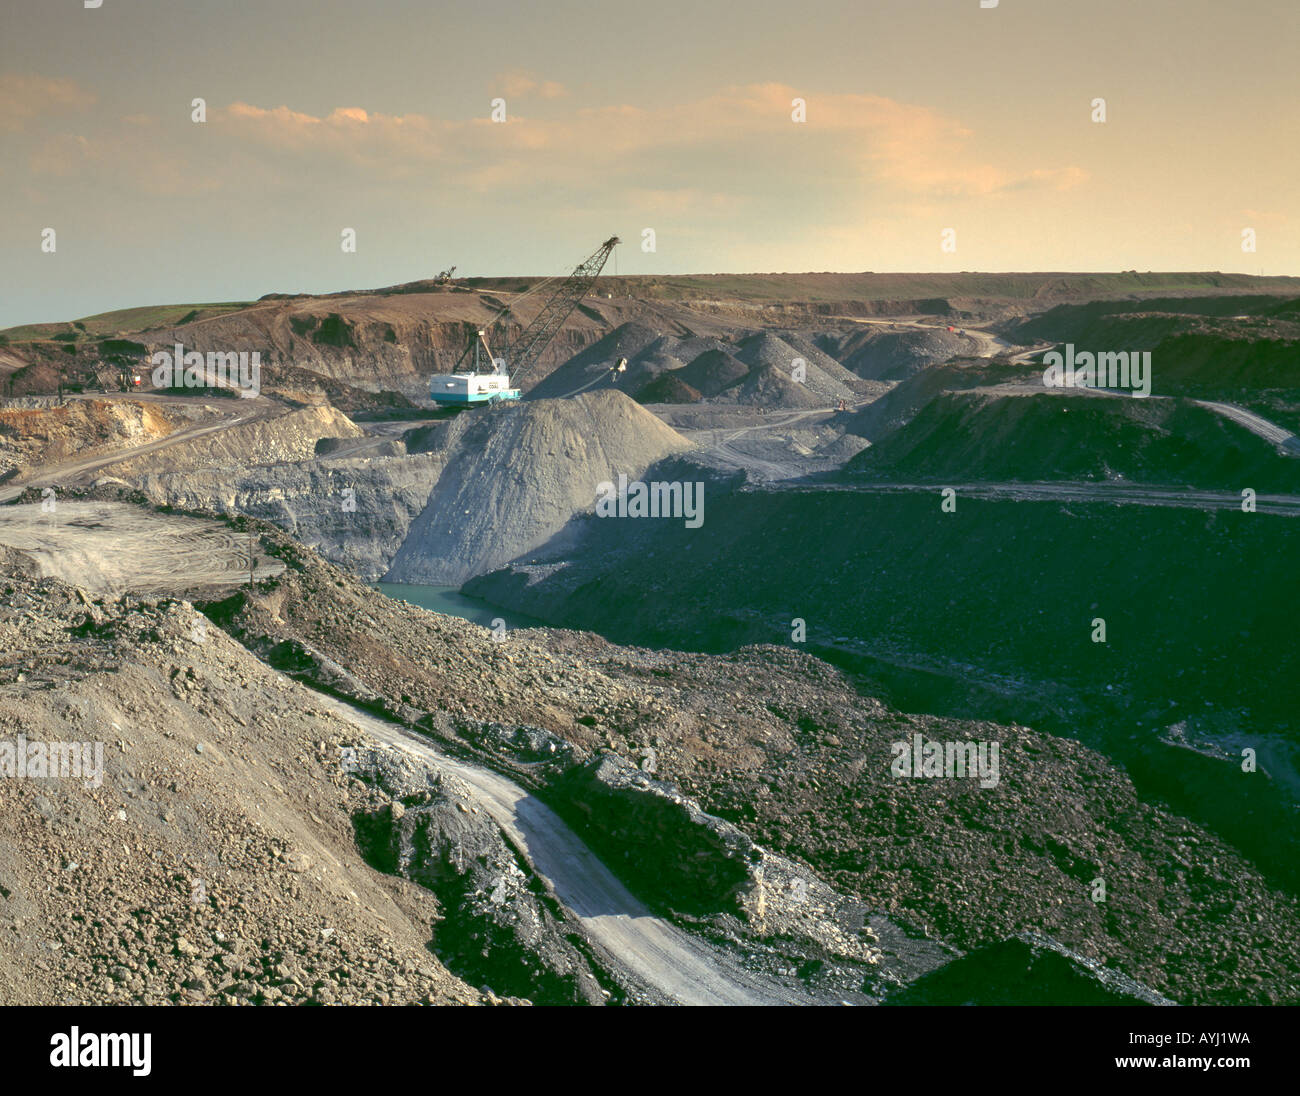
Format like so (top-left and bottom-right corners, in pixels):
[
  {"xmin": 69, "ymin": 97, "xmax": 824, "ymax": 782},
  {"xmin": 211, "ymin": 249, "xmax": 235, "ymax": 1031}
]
[
  {"xmin": 765, "ymin": 480, "xmax": 1300, "ymax": 516},
  {"xmin": 830, "ymin": 316, "xmax": 1049, "ymax": 363},
  {"xmin": 1191, "ymin": 399, "xmax": 1300, "ymax": 454},
  {"xmin": 0, "ymin": 399, "xmax": 284, "ymax": 504},
  {"xmin": 310, "ymin": 692, "xmax": 822, "ymax": 1006}
]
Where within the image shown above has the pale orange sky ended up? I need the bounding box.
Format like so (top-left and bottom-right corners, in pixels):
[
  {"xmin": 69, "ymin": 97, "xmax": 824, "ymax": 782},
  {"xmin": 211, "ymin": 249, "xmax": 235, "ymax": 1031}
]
[{"xmin": 2, "ymin": 0, "xmax": 1297, "ymax": 327}]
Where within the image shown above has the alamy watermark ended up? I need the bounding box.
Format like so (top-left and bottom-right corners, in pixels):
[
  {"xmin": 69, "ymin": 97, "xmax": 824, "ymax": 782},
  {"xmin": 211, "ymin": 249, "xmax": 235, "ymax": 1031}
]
[
  {"xmin": 1, "ymin": 736, "xmax": 104, "ymax": 788},
  {"xmin": 150, "ymin": 343, "xmax": 261, "ymax": 397},
  {"xmin": 1043, "ymin": 344, "xmax": 1151, "ymax": 398},
  {"xmin": 595, "ymin": 473, "xmax": 704, "ymax": 528},
  {"xmin": 50, "ymin": 1028, "xmax": 151, "ymax": 1077},
  {"xmin": 890, "ymin": 732, "xmax": 1000, "ymax": 789}
]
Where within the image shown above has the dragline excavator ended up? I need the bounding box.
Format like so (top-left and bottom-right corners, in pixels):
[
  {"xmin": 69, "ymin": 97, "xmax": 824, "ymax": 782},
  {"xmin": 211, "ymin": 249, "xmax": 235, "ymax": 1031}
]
[{"xmin": 428, "ymin": 236, "xmax": 620, "ymax": 407}]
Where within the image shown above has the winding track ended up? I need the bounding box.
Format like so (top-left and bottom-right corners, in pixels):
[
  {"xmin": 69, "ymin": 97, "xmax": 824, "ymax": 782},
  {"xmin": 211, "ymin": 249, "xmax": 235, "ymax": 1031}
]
[
  {"xmin": 309, "ymin": 692, "xmax": 819, "ymax": 1006},
  {"xmin": 760, "ymin": 479, "xmax": 1300, "ymax": 515},
  {"xmin": 1191, "ymin": 399, "xmax": 1300, "ymax": 454},
  {"xmin": 0, "ymin": 397, "xmax": 282, "ymax": 504}
]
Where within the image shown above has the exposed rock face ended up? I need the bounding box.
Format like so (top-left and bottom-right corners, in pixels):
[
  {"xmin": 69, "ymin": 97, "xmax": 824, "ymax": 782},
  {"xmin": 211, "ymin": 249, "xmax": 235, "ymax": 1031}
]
[
  {"xmin": 111, "ymin": 405, "xmax": 363, "ymax": 475},
  {"xmin": 242, "ymin": 615, "xmax": 891, "ymax": 986},
  {"xmin": 383, "ymin": 390, "xmax": 694, "ymax": 585},
  {"xmin": 0, "ymin": 398, "xmax": 206, "ymax": 477},
  {"xmin": 5, "ymin": 399, "xmax": 449, "ymax": 583},
  {"xmin": 90, "ymin": 389, "xmax": 696, "ymax": 588},
  {"xmin": 112, "ymin": 290, "xmax": 615, "ymax": 401},
  {"xmin": 348, "ymin": 744, "xmax": 616, "ymax": 1005},
  {"xmin": 555, "ymin": 754, "xmax": 758, "ymax": 914},
  {"xmin": 552, "ymin": 753, "xmax": 882, "ymax": 970},
  {"xmin": 135, "ymin": 452, "xmax": 444, "ymax": 581}
]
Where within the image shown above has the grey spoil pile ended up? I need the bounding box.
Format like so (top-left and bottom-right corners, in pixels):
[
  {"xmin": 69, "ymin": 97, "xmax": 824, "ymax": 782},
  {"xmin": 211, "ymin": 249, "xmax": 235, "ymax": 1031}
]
[
  {"xmin": 529, "ymin": 323, "xmax": 873, "ymax": 409},
  {"xmin": 383, "ymin": 389, "xmax": 693, "ymax": 585}
]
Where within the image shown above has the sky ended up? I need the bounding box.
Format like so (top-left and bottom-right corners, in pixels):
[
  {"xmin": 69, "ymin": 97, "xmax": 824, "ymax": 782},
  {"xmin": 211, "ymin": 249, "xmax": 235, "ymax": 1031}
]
[{"xmin": 1, "ymin": 0, "xmax": 1297, "ymax": 328}]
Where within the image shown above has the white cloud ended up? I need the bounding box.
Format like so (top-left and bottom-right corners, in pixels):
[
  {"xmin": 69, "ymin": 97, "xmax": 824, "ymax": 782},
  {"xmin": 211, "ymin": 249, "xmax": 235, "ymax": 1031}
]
[{"xmin": 0, "ymin": 74, "xmax": 96, "ymax": 133}]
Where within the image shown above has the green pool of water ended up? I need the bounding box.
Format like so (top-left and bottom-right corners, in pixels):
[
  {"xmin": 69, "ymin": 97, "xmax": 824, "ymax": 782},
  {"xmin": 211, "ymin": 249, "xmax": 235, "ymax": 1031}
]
[{"xmin": 373, "ymin": 583, "xmax": 546, "ymax": 632}]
